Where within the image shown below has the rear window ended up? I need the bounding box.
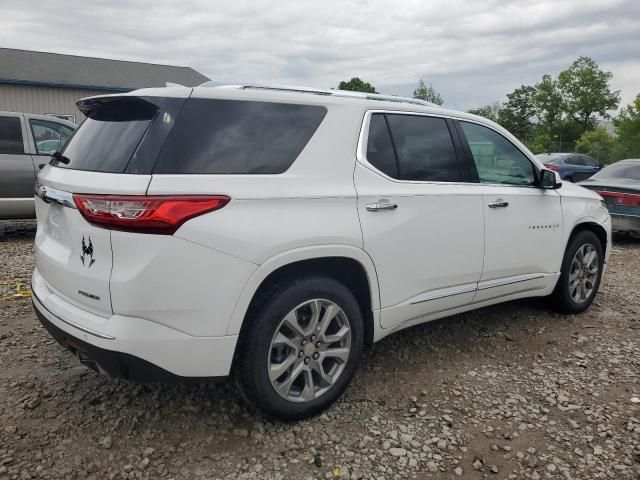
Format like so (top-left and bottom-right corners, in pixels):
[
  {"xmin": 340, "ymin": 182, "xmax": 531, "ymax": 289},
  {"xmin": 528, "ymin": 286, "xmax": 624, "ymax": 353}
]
[
  {"xmin": 59, "ymin": 97, "xmax": 157, "ymax": 173},
  {"xmin": 0, "ymin": 116, "xmax": 24, "ymax": 154},
  {"xmin": 153, "ymin": 99, "xmax": 327, "ymax": 174},
  {"xmin": 595, "ymin": 162, "xmax": 640, "ymax": 181},
  {"xmin": 61, "ymin": 119, "xmax": 150, "ymax": 172}
]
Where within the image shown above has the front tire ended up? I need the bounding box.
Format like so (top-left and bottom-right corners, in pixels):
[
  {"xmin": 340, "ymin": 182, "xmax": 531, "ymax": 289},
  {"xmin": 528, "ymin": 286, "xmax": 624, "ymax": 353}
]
[
  {"xmin": 550, "ymin": 230, "xmax": 603, "ymax": 313},
  {"xmin": 236, "ymin": 276, "xmax": 364, "ymax": 420}
]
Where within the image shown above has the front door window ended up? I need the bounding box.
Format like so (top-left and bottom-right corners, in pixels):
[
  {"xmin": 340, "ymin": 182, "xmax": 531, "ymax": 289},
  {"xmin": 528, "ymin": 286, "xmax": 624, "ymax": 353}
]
[{"xmin": 459, "ymin": 121, "xmax": 536, "ymax": 186}]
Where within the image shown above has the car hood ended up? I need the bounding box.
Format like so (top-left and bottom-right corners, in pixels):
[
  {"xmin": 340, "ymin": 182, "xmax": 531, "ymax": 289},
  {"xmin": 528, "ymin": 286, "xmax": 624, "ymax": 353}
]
[
  {"xmin": 557, "ymin": 181, "xmax": 603, "ymax": 201},
  {"xmin": 579, "ymin": 177, "xmax": 640, "ymax": 193}
]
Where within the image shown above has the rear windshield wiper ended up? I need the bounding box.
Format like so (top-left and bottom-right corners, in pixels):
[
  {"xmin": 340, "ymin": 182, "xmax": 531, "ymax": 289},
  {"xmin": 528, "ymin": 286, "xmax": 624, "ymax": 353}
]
[{"xmin": 49, "ymin": 151, "xmax": 71, "ymax": 166}]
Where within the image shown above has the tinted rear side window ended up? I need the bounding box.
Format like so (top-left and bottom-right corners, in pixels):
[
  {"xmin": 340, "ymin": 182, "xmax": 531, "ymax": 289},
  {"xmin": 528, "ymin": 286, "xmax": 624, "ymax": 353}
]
[
  {"xmin": 154, "ymin": 99, "xmax": 327, "ymax": 174},
  {"xmin": 0, "ymin": 116, "xmax": 24, "ymax": 154},
  {"xmin": 385, "ymin": 114, "xmax": 459, "ymax": 182},
  {"xmin": 366, "ymin": 113, "xmax": 398, "ymax": 178}
]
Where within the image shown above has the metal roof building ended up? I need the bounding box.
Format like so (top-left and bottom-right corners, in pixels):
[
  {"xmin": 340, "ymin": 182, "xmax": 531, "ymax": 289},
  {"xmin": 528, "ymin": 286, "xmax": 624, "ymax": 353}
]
[{"xmin": 0, "ymin": 48, "xmax": 209, "ymax": 123}]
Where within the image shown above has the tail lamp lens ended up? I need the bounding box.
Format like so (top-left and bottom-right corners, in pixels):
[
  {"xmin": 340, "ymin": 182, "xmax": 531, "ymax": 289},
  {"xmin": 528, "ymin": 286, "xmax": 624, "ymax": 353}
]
[
  {"xmin": 73, "ymin": 195, "xmax": 230, "ymax": 234},
  {"xmin": 596, "ymin": 191, "xmax": 640, "ymax": 207}
]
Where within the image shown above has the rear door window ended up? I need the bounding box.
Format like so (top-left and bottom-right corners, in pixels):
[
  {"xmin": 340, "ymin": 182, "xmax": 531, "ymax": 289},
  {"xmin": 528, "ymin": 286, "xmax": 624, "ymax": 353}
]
[
  {"xmin": 153, "ymin": 99, "xmax": 327, "ymax": 174},
  {"xmin": 580, "ymin": 155, "xmax": 598, "ymax": 167},
  {"xmin": 0, "ymin": 116, "xmax": 24, "ymax": 154},
  {"xmin": 366, "ymin": 114, "xmax": 399, "ymax": 178},
  {"xmin": 365, "ymin": 113, "xmax": 461, "ymax": 182}
]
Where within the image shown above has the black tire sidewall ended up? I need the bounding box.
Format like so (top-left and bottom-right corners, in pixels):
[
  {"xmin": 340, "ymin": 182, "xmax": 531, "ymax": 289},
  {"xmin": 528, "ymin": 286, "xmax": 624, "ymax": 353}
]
[
  {"xmin": 555, "ymin": 231, "xmax": 604, "ymax": 313},
  {"xmin": 239, "ymin": 276, "xmax": 364, "ymax": 420}
]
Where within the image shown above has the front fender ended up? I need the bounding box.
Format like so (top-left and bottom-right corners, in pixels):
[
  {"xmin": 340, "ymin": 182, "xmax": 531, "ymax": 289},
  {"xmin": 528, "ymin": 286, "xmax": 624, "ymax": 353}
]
[
  {"xmin": 562, "ymin": 196, "xmax": 612, "ymax": 263},
  {"xmin": 225, "ymin": 244, "xmax": 381, "ymax": 336}
]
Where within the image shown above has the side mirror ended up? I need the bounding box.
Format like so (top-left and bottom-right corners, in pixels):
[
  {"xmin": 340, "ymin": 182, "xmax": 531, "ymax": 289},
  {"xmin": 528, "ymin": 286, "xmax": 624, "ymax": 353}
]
[{"xmin": 540, "ymin": 169, "xmax": 562, "ymax": 189}]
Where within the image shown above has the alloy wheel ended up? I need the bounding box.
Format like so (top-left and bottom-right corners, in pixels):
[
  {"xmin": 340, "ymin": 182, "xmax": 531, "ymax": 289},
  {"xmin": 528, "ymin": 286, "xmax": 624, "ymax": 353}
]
[
  {"xmin": 268, "ymin": 299, "xmax": 351, "ymax": 403},
  {"xmin": 568, "ymin": 243, "xmax": 599, "ymax": 304}
]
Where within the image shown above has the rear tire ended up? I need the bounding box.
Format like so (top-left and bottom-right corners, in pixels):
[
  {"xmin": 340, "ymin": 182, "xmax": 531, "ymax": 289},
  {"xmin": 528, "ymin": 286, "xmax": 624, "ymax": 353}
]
[
  {"xmin": 565, "ymin": 176, "xmax": 574, "ymax": 183},
  {"xmin": 550, "ymin": 230, "xmax": 603, "ymax": 313},
  {"xmin": 236, "ymin": 276, "xmax": 364, "ymax": 420}
]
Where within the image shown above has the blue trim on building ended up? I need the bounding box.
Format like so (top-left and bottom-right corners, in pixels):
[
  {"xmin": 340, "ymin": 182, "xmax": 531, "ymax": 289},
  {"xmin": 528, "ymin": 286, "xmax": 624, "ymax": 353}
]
[{"xmin": 0, "ymin": 78, "xmax": 132, "ymax": 92}]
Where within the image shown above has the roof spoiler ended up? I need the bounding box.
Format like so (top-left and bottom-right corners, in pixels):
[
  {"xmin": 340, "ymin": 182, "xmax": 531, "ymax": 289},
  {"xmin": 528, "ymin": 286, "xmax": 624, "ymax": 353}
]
[{"xmin": 77, "ymin": 96, "xmax": 158, "ymax": 121}]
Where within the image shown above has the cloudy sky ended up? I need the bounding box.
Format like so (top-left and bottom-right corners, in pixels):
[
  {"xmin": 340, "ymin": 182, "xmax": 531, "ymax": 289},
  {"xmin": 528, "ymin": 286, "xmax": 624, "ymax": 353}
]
[{"xmin": 2, "ymin": 0, "xmax": 639, "ymax": 110}]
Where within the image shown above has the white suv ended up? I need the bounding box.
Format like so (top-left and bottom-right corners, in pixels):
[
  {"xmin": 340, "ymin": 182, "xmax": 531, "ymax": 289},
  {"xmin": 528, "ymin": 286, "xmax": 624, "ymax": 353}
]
[{"xmin": 32, "ymin": 84, "xmax": 611, "ymax": 420}]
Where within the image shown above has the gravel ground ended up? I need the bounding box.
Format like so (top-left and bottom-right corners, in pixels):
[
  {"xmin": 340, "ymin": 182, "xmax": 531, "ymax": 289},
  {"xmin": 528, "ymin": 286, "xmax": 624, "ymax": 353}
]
[{"xmin": 1, "ymin": 220, "xmax": 640, "ymax": 480}]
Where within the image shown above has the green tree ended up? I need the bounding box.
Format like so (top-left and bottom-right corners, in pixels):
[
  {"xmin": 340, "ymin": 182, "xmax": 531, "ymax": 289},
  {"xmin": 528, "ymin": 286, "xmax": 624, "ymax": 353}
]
[
  {"xmin": 497, "ymin": 85, "xmax": 536, "ymax": 141},
  {"xmin": 533, "ymin": 74, "xmax": 564, "ymax": 134},
  {"xmin": 338, "ymin": 77, "xmax": 378, "ymax": 93},
  {"xmin": 575, "ymin": 126, "xmax": 616, "ymax": 163},
  {"xmin": 467, "ymin": 102, "xmax": 502, "ymax": 123},
  {"xmin": 527, "ymin": 131, "xmax": 554, "ymax": 154},
  {"xmin": 413, "ymin": 79, "xmax": 444, "ymax": 105},
  {"xmin": 557, "ymin": 56, "xmax": 620, "ymax": 131},
  {"xmin": 613, "ymin": 93, "xmax": 640, "ymax": 160},
  {"xmin": 548, "ymin": 119, "xmax": 585, "ymax": 153}
]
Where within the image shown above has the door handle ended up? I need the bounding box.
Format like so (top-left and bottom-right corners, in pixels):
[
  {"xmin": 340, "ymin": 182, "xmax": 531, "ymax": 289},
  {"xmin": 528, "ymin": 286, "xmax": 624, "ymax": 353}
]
[
  {"xmin": 366, "ymin": 201, "xmax": 398, "ymax": 212},
  {"xmin": 488, "ymin": 199, "xmax": 509, "ymax": 209}
]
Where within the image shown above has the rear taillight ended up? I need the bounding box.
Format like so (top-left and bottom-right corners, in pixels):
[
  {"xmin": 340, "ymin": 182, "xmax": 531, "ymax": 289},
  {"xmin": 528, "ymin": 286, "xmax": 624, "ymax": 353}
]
[
  {"xmin": 595, "ymin": 191, "xmax": 640, "ymax": 207},
  {"xmin": 545, "ymin": 164, "xmax": 559, "ymax": 172},
  {"xmin": 73, "ymin": 195, "xmax": 230, "ymax": 234}
]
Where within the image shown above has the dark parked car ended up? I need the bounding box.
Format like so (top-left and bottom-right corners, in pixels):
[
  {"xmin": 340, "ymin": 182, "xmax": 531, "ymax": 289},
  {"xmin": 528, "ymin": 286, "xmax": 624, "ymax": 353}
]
[
  {"xmin": 580, "ymin": 159, "xmax": 640, "ymax": 236},
  {"xmin": 535, "ymin": 153, "xmax": 603, "ymax": 182}
]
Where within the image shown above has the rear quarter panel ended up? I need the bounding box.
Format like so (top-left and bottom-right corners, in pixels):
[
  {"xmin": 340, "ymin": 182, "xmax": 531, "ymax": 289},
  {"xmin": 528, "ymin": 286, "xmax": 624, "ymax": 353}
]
[
  {"xmin": 147, "ymin": 101, "xmax": 365, "ymax": 264},
  {"xmin": 145, "ymin": 101, "xmax": 369, "ymax": 335}
]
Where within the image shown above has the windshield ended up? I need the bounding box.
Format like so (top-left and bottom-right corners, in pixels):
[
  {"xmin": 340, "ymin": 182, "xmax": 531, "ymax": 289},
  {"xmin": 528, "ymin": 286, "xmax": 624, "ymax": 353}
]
[{"xmin": 593, "ymin": 162, "xmax": 640, "ymax": 181}]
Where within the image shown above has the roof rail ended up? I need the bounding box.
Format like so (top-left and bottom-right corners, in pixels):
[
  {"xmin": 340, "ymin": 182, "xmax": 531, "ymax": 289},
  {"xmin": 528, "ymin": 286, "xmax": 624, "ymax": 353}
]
[{"xmin": 199, "ymin": 81, "xmax": 439, "ymax": 108}]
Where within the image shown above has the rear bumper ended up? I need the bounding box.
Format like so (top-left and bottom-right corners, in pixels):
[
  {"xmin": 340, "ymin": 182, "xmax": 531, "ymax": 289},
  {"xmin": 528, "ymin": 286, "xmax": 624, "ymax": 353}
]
[
  {"xmin": 32, "ymin": 269, "xmax": 238, "ymax": 381},
  {"xmin": 34, "ymin": 303, "xmax": 225, "ymax": 382},
  {"xmin": 611, "ymin": 213, "xmax": 640, "ymax": 235}
]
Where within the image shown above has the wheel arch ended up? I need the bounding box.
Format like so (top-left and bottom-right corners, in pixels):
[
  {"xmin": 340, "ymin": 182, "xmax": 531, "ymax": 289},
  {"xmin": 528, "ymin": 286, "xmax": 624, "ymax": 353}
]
[
  {"xmin": 226, "ymin": 245, "xmax": 381, "ymax": 345},
  {"xmin": 567, "ymin": 220, "xmax": 609, "ymax": 258}
]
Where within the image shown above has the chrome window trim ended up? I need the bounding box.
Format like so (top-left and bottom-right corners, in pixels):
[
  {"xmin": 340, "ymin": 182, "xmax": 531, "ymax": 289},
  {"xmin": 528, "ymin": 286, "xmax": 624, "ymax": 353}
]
[{"xmin": 356, "ymin": 109, "xmax": 544, "ymax": 189}]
